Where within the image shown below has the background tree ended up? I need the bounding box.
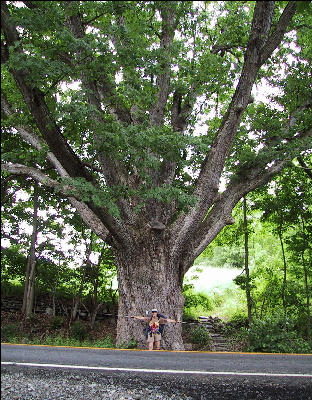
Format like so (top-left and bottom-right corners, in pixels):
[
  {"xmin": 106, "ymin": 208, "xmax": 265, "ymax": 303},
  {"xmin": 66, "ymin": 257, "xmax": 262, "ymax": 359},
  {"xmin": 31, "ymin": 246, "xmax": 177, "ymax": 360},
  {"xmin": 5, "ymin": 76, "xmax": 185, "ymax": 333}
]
[
  {"xmin": 255, "ymin": 160, "xmax": 312, "ymax": 336},
  {"xmin": 84, "ymin": 245, "xmax": 117, "ymax": 329},
  {"xmin": 1, "ymin": 1, "xmax": 311, "ymax": 349},
  {"xmin": 21, "ymin": 181, "xmax": 38, "ymax": 316},
  {"xmin": 243, "ymin": 196, "xmax": 252, "ymax": 324}
]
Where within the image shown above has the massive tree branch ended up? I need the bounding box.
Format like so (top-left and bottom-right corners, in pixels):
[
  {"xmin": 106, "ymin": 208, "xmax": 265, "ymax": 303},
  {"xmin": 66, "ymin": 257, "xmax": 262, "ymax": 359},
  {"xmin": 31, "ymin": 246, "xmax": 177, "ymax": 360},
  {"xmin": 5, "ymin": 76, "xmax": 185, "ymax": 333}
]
[
  {"xmin": 64, "ymin": 8, "xmax": 136, "ymax": 226},
  {"xmin": 1, "ymin": 162, "xmax": 110, "ymax": 243},
  {"xmin": 2, "ymin": 94, "xmax": 133, "ymax": 248},
  {"xmin": 1, "ymin": 1, "xmax": 93, "ymax": 183},
  {"xmin": 140, "ymin": 3, "xmax": 180, "ymax": 223},
  {"xmin": 182, "ymin": 159, "xmax": 289, "ymax": 272},
  {"xmin": 260, "ymin": 2, "xmax": 298, "ymax": 65},
  {"xmin": 170, "ymin": 1, "xmax": 297, "ymax": 260},
  {"xmin": 157, "ymin": 86, "xmax": 197, "ymax": 189},
  {"xmin": 2, "ymin": 1, "xmax": 135, "ymax": 237},
  {"xmin": 149, "ymin": 3, "xmax": 178, "ymax": 127},
  {"xmin": 182, "ymin": 124, "xmax": 312, "ymax": 272}
]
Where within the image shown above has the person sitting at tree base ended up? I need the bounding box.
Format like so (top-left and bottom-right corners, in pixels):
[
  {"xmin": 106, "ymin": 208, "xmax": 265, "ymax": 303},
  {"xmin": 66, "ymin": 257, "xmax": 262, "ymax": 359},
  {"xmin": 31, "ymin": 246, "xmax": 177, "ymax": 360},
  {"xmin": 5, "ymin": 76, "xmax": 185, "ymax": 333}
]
[{"xmin": 131, "ymin": 308, "xmax": 180, "ymax": 350}]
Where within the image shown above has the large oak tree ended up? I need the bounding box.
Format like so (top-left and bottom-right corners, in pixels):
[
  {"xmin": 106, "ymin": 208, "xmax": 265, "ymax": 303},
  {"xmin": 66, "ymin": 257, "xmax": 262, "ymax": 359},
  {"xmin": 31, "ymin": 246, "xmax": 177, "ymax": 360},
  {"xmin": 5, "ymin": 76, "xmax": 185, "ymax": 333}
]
[{"xmin": 1, "ymin": 1, "xmax": 311, "ymax": 349}]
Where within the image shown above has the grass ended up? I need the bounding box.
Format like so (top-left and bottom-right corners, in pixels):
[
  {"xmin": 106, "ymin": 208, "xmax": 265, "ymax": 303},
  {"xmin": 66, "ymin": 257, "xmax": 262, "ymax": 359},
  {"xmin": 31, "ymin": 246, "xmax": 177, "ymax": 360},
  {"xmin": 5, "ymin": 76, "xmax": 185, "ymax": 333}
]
[{"xmin": 2, "ymin": 331, "xmax": 117, "ymax": 349}]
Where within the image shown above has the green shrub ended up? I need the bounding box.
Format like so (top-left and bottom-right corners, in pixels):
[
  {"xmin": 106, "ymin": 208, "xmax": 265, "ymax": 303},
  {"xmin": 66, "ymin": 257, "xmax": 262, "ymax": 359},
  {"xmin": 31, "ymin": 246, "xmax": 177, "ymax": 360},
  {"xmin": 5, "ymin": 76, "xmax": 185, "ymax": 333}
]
[
  {"xmin": 44, "ymin": 335, "xmax": 65, "ymax": 346},
  {"xmin": 1, "ymin": 323, "xmax": 21, "ymax": 341},
  {"xmin": 224, "ymin": 313, "xmax": 249, "ymax": 334},
  {"xmin": 223, "ymin": 326, "xmax": 249, "ymax": 352},
  {"xmin": 70, "ymin": 321, "xmax": 88, "ymax": 342},
  {"xmin": 248, "ymin": 313, "xmax": 312, "ymax": 353},
  {"xmin": 43, "ymin": 335, "xmax": 81, "ymax": 347},
  {"xmin": 190, "ymin": 325, "xmax": 211, "ymax": 347},
  {"xmin": 183, "ymin": 285, "xmax": 212, "ymax": 311},
  {"xmin": 93, "ymin": 335, "xmax": 115, "ymax": 348}
]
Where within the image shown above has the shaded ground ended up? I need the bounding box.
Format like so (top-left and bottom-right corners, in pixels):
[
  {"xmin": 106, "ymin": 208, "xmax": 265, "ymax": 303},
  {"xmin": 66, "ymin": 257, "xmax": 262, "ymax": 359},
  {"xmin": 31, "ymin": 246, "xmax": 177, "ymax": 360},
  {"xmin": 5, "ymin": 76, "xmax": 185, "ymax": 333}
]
[
  {"xmin": 1, "ymin": 310, "xmax": 191, "ymax": 348},
  {"xmin": 1, "ymin": 310, "xmax": 247, "ymax": 351},
  {"xmin": 1, "ymin": 311, "xmax": 117, "ymax": 345}
]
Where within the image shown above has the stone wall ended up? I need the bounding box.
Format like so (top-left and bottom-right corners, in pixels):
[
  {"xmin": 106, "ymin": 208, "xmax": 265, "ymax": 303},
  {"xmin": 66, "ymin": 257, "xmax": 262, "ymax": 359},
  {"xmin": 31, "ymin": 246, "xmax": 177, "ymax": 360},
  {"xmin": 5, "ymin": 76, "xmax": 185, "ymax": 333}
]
[{"xmin": 1, "ymin": 296, "xmax": 115, "ymax": 321}]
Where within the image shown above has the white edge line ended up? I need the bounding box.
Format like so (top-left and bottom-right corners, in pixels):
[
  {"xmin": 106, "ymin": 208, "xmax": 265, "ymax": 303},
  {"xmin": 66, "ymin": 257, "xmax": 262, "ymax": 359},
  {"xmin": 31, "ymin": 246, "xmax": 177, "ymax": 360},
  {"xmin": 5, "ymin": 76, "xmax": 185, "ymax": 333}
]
[{"xmin": 2, "ymin": 362, "xmax": 312, "ymax": 378}]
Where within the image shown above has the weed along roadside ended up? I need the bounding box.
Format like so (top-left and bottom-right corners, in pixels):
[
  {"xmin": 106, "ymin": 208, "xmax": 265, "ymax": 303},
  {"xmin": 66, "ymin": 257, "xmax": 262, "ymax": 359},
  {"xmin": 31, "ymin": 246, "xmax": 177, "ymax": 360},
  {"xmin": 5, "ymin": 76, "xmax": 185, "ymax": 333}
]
[
  {"xmin": 1, "ymin": 295, "xmax": 229, "ymax": 351},
  {"xmin": 1, "ymin": 306, "xmax": 312, "ymax": 353},
  {"xmin": 1, "ymin": 310, "xmax": 222, "ymax": 351}
]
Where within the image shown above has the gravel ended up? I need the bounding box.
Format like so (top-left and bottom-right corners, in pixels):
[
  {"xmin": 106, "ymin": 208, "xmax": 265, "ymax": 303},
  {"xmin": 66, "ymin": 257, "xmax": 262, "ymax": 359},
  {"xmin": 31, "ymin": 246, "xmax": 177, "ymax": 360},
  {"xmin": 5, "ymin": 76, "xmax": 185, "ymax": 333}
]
[
  {"xmin": 2, "ymin": 366, "xmax": 312, "ymax": 400},
  {"xmin": 1, "ymin": 367, "xmax": 193, "ymax": 400}
]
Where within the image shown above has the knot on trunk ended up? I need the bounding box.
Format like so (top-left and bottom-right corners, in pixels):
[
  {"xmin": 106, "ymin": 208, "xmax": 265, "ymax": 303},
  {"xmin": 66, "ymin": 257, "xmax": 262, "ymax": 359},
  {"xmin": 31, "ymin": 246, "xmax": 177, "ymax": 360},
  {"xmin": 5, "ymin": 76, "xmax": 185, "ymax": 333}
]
[{"xmin": 150, "ymin": 219, "xmax": 166, "ymax": 231}]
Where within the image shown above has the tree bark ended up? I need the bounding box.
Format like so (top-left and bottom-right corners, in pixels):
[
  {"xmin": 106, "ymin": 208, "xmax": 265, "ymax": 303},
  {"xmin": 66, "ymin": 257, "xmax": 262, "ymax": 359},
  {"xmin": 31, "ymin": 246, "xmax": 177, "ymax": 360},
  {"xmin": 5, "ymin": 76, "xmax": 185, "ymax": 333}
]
[{"xmin": 115, "ymin": 234, "xmax": 185, "ymax": 350}]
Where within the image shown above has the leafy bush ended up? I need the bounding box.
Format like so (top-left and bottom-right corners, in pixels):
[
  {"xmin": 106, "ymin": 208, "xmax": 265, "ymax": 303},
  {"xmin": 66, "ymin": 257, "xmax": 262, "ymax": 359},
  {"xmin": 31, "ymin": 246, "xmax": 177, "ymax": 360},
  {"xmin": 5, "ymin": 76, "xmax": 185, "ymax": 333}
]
[
  {"xmin": 248, "ymin": 313, "xmax": 312, "ymax": 353},
  {"xmin": 183, "ymin": 288, "xmax": 212, "ymax": 310},
  {"xmin": 190, "ymin": 325, "xmax": 211, "ymax": 347},
  {"xmin": 70, "ymin": 321, "xmax": 88, "ymax": 342},
  {"xmin": 42, "ymin": 335, "xmax": 80, "ymax": 347},
  {"xmin": 224, "ymin": 313, "xmax": 249, "ymax": 334}
]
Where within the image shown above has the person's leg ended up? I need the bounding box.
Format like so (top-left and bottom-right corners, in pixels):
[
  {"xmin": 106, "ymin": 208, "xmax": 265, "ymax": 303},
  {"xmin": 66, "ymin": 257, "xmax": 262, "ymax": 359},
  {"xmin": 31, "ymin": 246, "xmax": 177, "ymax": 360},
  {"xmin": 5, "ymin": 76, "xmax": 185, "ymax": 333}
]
[
  {"xmin": 154, "ymin": 333, "xmax": 161, "ymax": 350},
  {"xmin": 147, "ymin": 334, "xmax": 154, "ymax": 350}
]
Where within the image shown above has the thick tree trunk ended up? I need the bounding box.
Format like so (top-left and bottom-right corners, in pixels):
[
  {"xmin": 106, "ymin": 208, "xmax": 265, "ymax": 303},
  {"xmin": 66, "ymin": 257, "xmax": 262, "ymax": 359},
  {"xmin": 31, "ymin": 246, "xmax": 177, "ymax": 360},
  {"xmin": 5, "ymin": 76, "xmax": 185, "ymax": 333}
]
[{"xmin": 115, "ymin": 236, "xmax": 185, "ymax": 350}]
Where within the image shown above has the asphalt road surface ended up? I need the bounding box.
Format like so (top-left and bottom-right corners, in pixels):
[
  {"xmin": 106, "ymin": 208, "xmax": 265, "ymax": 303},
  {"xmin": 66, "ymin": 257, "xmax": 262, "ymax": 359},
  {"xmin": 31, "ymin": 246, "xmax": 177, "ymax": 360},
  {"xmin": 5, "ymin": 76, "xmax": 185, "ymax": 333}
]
[{"xmin": 2, "ymin": 344, "xmax": 312, "ymax": 399}]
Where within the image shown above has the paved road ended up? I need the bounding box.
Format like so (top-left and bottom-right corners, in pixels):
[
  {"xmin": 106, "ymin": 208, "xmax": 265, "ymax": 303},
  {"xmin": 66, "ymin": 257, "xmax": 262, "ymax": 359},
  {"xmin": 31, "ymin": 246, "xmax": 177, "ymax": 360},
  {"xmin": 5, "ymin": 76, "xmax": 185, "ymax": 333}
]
[
  {"xmin": 2, "ymin": 344, "xmax": 312, "ymax": 399},
  {"xmin": 1, "ymin": 343, "xmax": 312, "ymax": 376}
]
